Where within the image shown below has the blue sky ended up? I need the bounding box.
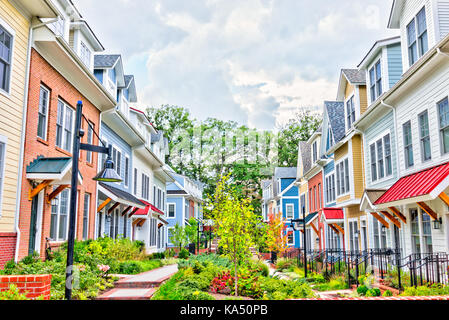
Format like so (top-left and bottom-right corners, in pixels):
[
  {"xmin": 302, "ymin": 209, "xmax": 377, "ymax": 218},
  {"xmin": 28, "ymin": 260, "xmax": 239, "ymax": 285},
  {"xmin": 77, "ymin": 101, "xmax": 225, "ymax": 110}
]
[{"xmin": 75, "ymin": 0, "xmax": 397, "ymax": 130}]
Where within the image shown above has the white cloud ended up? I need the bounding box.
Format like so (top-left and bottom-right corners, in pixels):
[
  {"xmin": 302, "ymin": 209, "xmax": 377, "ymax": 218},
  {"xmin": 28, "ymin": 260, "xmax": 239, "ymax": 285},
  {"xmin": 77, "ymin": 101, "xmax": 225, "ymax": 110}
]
[{"xmin": 74, "ymin": 0, "xmax": 397, "ymax": 130}]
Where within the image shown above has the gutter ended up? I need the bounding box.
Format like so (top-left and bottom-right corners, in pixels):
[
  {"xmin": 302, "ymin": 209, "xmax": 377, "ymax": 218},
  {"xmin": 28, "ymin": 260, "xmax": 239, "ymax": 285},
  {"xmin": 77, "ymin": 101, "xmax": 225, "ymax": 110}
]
[{"xmin": 14, "ymin": 17, "xmax": 60, "ymax": 262}]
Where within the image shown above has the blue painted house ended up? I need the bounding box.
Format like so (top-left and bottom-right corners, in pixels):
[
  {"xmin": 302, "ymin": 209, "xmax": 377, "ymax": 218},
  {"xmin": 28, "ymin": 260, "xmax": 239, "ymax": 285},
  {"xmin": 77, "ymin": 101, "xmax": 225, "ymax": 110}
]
[
  {"xmin": 166, "ymin": 171, "xmax": 204, "ymax": 247},
  {"xmin": 265, "ymin": 167, "xmax": 300, "ymax": 248}
]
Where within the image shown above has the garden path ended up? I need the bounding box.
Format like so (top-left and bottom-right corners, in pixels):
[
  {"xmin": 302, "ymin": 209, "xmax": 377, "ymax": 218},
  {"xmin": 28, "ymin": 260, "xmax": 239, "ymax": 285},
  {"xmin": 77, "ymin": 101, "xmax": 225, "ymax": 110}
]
[{"xmin": 97, "ymin": 264, "xmax": 178, "ymax": 300}]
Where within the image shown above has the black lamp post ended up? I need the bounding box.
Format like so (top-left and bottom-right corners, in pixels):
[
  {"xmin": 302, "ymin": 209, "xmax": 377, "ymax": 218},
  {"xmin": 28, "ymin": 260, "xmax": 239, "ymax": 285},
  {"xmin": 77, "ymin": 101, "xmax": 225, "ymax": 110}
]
[
  {"xmin": 197, "ymin": 219, "xmax": 203, "ymax": 254},
  {"xmin": 291, "ymin": 217, "xmax": 307, "ymax": 278},
  {"xmin": 65, "ymin": 101, "xmax": 122, "ymax": 300}
]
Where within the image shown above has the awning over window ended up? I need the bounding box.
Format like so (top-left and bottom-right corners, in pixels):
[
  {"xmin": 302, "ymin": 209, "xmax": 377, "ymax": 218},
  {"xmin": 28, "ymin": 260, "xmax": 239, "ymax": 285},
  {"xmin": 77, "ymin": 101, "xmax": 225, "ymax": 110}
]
[
  {"xmin": 322, "ymin": 208, "xmax": 344, "ymax": 222},
  {"xmin": 374, "ymin": 162, "xmax": 449, "ymax": 208},
  {"xmin": 98, "ymin": 182, "xmax": 146, "ymax": 209},
  {"xmin": 133, "ymin": 199, "xmax": 165, "ymax": 217},
  {"xmin": 26, "ymin": 156, "xmax": 83, "ymax": 184}
]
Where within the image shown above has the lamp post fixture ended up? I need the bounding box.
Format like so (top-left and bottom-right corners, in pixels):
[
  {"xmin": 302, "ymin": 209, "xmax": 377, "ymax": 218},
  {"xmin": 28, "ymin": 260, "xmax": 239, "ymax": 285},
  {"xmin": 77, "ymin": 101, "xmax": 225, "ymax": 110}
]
[
  {"xmin": 291, "ymin": 216, "xmax": 307, "ymax": 278},
  {"xmin": 65, "ymin": 101, "xmax": 122, "ymax": 300}
]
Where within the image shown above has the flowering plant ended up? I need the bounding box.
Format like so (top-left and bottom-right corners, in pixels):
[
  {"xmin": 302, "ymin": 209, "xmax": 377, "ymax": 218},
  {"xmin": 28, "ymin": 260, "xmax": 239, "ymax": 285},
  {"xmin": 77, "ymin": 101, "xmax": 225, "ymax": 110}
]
[
  {"xmin": 97, "ymin": 264, "xmax": 110, "ymax": 276},
  {"xmin": 209, "ymin": 271, "xmax": 232, "ymax": 294}
]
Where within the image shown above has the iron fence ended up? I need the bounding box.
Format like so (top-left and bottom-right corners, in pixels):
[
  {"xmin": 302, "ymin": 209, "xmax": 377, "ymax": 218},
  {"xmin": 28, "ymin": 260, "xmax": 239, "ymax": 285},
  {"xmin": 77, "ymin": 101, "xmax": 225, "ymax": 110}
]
[{"xmin": 284, "ymin": 248, "xmax": 449, "ymax": 290}]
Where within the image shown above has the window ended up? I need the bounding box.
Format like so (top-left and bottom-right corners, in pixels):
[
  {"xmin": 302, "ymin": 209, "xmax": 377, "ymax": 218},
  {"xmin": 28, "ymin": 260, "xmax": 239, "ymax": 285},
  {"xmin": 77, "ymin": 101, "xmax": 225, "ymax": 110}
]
[
  {"xmin": 86, "ymin": 122, "xmax": 94, "ymax": 163},
  {"xmin": 162, "ymin": 191, "xmax": 165, "ymax": 212},
  {"xmin": 421, "ymin": 211, "xmax": 433, "ymax": 254},
  {"xmin": 149, "ymin": 218, "xmax": 157, "ymax": 246},
  {"xmin": 407, "ymin": 7, "xmax": 428, "ymax": 66},
  {"xmin": 133, "ymin": 168, "xmax": 138, "ymax": 195},
  {"xmin": 410, "ymin": 209, "xmax": 421, "ymax": 254},
  {"xmin": 286, "ymin": 204, "xmax": 294, "ymax": 219},
  {"xmin": 141, "ymin": 174, "xmax": 149, "ymax": 200},
  {"xmin": 336, "ymin": 159, "xmax": 350, "ymax": 196},
  {"xmin": 438, "ymin": 97, "xmax": 449, "ymax": 154},
  {"xmin": 348, "ymin": 220, "xmax": 359, "ymax": 252},
  {"xmin": 372, "ymin": 213, "xmax": 388, "ymax": 250},
  {"xmin": 112, "ymin": 147, "xmax": 121, "ymax": 177},
  {"xmin": 168, "ymin": 227, "xmax": 174, "ymax": 244},
  {"xmin": 403, "ymin": 121, "xmax": 414, "ymax": 168},
  {"xmin": 370, "ymin": 144, "xmax": 377, "ymax": 181},
  {"xmin": 168, "ymin": 203, "xmax": 175, "ymax": 218},
  {"xmin": 153, "ymin": 186, "xmax": 156, "ymax": 204},
  {"xmin": 80, "ymin": 41, "xmax": 91, "ymax": 67},
  {"xmin": 384, "ymin": 134, "xmax": 392, "ymax": 176},
  {"xmin": 56, "ymin": 100, "xmax": 74, "ymax": 152},
  {"xmin": 313, "ymin": 186, "xmax": 317, "ymax": 211},
  {"xmin": 0, "ymin": 25, "xmax": 13, "ymax": 93},
  {"xmin": 325, "ymin": 174, "xmax": 336, "ymax": 204},
  {"xmin": 419, "ymin": 110, "xmax": 431, "ymax": 161},
  {"xmin": 50, "ymin": 188, "xmax": 70, "ymax": 241},
  {"xmin": 300, "ymin": 194, "xmax": 306, "ymax": 217},
  {"xmin": 83, "ymin": 193, "xmax": 90, "ymax": 240},
  {"xmin": 37, "ymin": 86, "xmax": 50, "ymax": 139},
  {"xmin": 287, "ymin": 230, "xmax": 294, "ymax": 246},
  {"xmin": 346, "ymin": 96, "xmax": 355, "ymax": 130},
  {"xmin": 377, "ymin": 139, "xmax": 384, "ymax": 179},
  {"xmin": 157, "ymin": 188, "xmax": 162, "ymax": 209},
  {"xmin": 318, "ymin": 184, "xmax": 321, "ymax": 210},
  {"xmin": 410, "ymin": 209, "xmax": 433, "ymax": 255},
  {"xmin": 312, "ymin": 141, "xmax": 318, "ymax": 163},
  {"xmin": 369, "ymin": 60, "xmax": 382, "ymax": 102},
  {"xmin": 124, "ymin": 156, "xmax": 129, "ymax": 187}
]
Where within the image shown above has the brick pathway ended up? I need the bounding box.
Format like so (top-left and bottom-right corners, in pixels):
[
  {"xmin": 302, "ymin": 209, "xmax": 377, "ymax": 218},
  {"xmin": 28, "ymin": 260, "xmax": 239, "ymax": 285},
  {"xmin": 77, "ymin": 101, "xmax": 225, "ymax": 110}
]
[{"xmin": 97, "ymin": 264, "xmax": 178, "ymax": 300}]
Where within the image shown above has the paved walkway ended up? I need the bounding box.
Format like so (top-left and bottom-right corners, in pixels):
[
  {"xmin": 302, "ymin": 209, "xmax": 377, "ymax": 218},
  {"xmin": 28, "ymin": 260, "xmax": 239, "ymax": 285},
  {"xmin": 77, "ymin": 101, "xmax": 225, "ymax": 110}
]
[{"xmin": 97, "ymin": 264, "xmax": 178, "ymax": 300}]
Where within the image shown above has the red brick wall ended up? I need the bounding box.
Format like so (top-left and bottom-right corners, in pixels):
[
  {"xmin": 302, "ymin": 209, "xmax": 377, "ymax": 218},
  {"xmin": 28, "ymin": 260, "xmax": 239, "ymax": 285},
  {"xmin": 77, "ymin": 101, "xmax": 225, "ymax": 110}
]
[
  {"xmin": 0, "ymin": 233, "xmax": 17, "ymax": 268},
  {"xmin": 18, "ymin": 49, "xmax": 101, "ymax": 260},
  {"xmin": 0, "ymin": 274, "xmax": 52, "ymax": 300}
]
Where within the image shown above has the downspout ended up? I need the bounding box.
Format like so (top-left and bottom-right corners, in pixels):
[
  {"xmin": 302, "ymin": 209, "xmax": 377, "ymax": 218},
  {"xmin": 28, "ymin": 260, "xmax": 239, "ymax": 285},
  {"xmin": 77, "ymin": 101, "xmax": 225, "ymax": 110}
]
[{"xmin": 14, "ymin": 17, "xmax": 60, "ymax": 262}]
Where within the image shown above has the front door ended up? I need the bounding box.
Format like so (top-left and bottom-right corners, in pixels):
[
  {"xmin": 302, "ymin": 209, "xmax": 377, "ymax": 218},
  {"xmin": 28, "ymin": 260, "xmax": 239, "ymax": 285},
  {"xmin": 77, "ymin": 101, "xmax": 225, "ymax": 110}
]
[{"xmin": 28, "ymin": 195, "xmax": 39, "ymax": 256}]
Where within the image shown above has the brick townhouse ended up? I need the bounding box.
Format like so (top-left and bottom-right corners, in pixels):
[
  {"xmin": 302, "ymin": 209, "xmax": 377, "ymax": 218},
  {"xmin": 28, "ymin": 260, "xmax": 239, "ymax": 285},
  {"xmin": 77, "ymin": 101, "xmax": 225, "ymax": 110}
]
[{"xmin": 17, "ymin": 0, "xmax": 116, "ymax": 259}]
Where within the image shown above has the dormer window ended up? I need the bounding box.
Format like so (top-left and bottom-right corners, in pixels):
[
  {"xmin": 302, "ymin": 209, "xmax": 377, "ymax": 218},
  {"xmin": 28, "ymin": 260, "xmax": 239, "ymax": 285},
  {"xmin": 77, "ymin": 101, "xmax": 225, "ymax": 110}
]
[
  {"xmin": 80, "ymin": 41, "xmax": 91, "ymax": 67},
  {"xmin": 312, "ymin": 141, "xmax": 318, "ymax": 163},
  {"xmin": 346, "ymin": 96, "xmax": 355, "ymax": 130},
  {"xmin": 407, "ymin": 7, "xmax": 428, "ymax": 67},
  {"xmin": 369, "ymin": 60, "xmax": 382, "ymax": 103}
]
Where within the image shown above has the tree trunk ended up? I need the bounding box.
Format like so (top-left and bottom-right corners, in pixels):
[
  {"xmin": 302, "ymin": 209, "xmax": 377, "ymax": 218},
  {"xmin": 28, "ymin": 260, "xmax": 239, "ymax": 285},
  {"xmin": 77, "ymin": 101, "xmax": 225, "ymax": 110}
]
[{"xmin": 234, "ymin": 260, "xmax": 238, "ymax": 296}]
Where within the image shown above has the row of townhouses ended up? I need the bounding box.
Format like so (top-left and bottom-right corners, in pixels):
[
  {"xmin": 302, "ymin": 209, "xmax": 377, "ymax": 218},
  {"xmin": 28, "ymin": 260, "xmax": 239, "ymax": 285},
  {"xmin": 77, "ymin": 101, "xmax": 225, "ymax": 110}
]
[
  {"xmin": 263, "ymin": 0, "xmax": 449, "ymax": 258},
  {"xmin": 0, "ymin": 0, "xmax": 204, "ymax": 268}
]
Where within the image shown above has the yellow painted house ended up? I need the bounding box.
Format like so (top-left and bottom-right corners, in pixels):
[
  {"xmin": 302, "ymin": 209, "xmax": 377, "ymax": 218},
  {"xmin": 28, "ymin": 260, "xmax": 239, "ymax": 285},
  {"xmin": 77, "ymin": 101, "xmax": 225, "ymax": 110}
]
[
  {"xmin": 0, "ymin": 0, "xmax": 57, "ymax": 266},
  {"xmin": 326, "ymin": 69, "xmax": 369, "ymax": 252}
]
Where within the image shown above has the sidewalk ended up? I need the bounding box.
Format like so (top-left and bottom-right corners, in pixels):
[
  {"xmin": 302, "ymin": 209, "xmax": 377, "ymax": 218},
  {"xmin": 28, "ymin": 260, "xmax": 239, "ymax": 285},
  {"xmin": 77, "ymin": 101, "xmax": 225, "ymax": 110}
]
[{"xmin": 97, "ymin": 264, "xmax": 178, "ymax": 300}]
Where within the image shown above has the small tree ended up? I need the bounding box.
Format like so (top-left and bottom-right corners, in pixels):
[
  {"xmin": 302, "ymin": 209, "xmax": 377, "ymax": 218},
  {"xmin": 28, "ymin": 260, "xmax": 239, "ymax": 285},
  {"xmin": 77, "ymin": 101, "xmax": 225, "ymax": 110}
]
[
  {"xmin": 208, "ymin": 175, "xmax": 258, "ymax": 296},
  {"xmin": 169, "ymin": 223, "xmax": 188, "ymax": 251},
  {"xmin": 266, "ymin": 211, "xmax": 288, "ymax": 257}
]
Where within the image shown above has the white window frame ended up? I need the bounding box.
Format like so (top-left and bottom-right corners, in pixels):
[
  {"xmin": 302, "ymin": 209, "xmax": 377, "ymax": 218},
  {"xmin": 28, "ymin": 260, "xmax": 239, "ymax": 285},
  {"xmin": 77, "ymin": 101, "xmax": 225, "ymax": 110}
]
[
  {"xmin": 50, "ymin": 188, "xmax": 71, "ymax": 241},
  {"xmin": 345, "ymin": 95, "xmax": 356, "ymax": 131},
  {"xmin": 403, "ymin": 121, "xmax": 414, "ymax": 169},
  {"xmin": 168, "ymin": 203, "xmax": 176, "ymax": 218},
  {"xmin": 369, "ymin": 59, "xmax": 382, "ymax": 103},
  {"xmin": 336, "ymin": 158, "xmax": 350, "ymax": 197},
  {"xmin": 141, "ymin": 173, "xmax": 150, "ymax": 200},
  {"xmin": 112, "ymin": 145, "xmax": 122, "ymax": 182},
  {"xmin": 0, "ymin": 135, "xmax": 7, "ymax": 217},
  {"xmin": 0, "ymin": 18, "xmax": 15, "ymax": 96},
  {"xmin": 56, "ymin": 99, "xmax": 75, "ymax": 152},
  {"xmin": 37, "ymin": 85, "xmax": 50, "ymax": 140},
  {"xmin": 286, "ymin": 203, "xmax": 294, "ymax": 220},
  {"xmin": 133, "ymin": 168, "xmax": 138, "ymax": 196},
  {"xmin": 124, "ymin": 155, "xmax": 130, "ymax": 187},
  {"xmin": 369, "ymin": 130, "xmax": 393, "ymax": 184},
  {"xmin": 325, "ymin": 173, "xmax": 336, "ymax": 205},
  {"xmin": 82, "ymin": 193, "xmax": 90, "ymax": 240}
]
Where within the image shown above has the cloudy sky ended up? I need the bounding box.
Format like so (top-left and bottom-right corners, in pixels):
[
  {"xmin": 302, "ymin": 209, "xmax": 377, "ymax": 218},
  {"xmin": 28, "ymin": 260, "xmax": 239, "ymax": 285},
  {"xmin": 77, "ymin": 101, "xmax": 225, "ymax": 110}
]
[{"xmin": 75, "ymin": 0, "xmax": 397, "ymax": 130}]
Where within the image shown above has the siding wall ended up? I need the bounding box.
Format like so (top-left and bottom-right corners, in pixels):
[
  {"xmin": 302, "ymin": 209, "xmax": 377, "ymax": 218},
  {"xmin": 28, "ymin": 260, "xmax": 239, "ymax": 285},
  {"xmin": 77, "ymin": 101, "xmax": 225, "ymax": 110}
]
[
  {"xmin": 0, "ymin": 0, "xmax": 30, "ymax": 233},
  {"xmin": 387, "ymin": 43, "xmax": 404, "ymax": 88},
  {"xmin": 363, "ymin": 110, "xmax": 399, "ymax": 189},
  {"xmin": 438, "ymin": 0, "xmax": 449, "ymax": 39},
  {"xmin": 352, "ymin": 135, "xmax": 365, "ymax": 199},
  {"xmin": 359, "ymin": 86, "xmax": 368, "ymax": 115}
]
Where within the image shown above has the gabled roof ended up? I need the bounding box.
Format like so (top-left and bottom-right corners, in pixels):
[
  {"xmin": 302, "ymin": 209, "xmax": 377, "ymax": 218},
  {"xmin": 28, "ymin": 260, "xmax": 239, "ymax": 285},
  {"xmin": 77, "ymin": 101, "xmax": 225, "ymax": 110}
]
[
  {"xmin": 274, "ymin": 167, "xmax": 297, "ymax": 179},
  {"xmin": 341, "ymin": 69, "xmax": 366, "ymax": 84},
  {"xmin": 94, "ymin": 54, "xmax": 120, "ymax": 68},
  {"xmin": 358, "ymin": 36, "xmax": 401, "ymax": 69},
  {"xmin": 325, "ymin": 101, "xmax": 346, "ymax": 144},
  {"xmin": 99, "ymin": 182, "xmax": 145, "ymax": 208}
]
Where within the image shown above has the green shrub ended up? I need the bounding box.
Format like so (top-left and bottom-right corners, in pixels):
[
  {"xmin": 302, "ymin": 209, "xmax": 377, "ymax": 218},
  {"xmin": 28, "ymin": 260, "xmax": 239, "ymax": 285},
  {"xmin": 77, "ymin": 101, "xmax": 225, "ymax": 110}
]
[
  {"xmin": 383, "ymin": 290, "xmax": 393, "ymax": 297},
  {"xmin": 178, "ymin": 248, "xmax": 189, "ymax": 259},
  {"xmin": 0, "ymin": 284, "xmax": 34, "ymax": 300},
  {"xmin": 275, "ymin": 258, "xmax": 296, "ymax": 271},
  {"xmin": 117, "ymin": 261, "xmax": 143, "ymax": 274},
  {"xmin": 357, "ymin": 285, "xmax": 368, "ymax": 296},
  {"xmin": 366, "ymin": 288, "xmax": 381, "ymax": 297}
]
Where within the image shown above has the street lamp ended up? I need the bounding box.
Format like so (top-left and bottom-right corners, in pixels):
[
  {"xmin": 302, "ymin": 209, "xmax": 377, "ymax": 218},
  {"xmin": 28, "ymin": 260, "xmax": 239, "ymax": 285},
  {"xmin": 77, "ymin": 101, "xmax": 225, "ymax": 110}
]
[
  {"xmin": 291, "ymin": 217, "xmax": 307, "ymax": 278},
  {"xmin": 65, "ymin": 101, "xmax": 122, "ymax": 300}
]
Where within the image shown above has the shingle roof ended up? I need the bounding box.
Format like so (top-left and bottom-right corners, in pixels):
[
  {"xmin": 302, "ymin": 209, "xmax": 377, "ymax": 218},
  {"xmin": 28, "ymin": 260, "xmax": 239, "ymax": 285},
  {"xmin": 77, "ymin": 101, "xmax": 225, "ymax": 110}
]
[
  {"xmin": 299, "ymin": 141, "xmax": 311, "ymax": 174},
  {"xmin": 94, "ymin": 54, "xmax": 120, "ymax": 68},
  {"xmin": 274, "ymin": 167, "xmax": 297, "ymax": 179},
  {"xmin": 124, "ymin": 75, "xmax": 134, "ymax": 88},
  {"xmin": 99, "ymin": 182, "xmax": 145, "ymax": 207},
  {"xmin": 325, "ymin": 101, "xmax": 346, "ymax": 144},
  {"xmin": 342, "ymin": 69, "xmax": 366, "ymax": 84}
]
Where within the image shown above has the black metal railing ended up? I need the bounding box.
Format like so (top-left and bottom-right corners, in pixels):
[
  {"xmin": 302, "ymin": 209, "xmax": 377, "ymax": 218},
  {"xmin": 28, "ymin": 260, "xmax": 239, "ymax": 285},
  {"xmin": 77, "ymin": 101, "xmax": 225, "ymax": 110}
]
[{"xmin": 283, "ymin": 248, "xmax": 449, "ymax": 290}]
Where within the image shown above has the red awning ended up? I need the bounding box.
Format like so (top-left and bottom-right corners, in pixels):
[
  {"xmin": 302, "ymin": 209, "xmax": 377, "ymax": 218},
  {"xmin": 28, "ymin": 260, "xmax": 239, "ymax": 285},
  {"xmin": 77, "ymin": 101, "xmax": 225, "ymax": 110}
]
[
  {"xmin": 133, "ymin": 200, "xmax": 164, "ymax": 216},
  {"xmin": 322, "ymin": 208, "xmax": 344, "ymax": 221},
  {"xmin": 374, "ymin": 162, "xmax": 449, "ymax": 206}
]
